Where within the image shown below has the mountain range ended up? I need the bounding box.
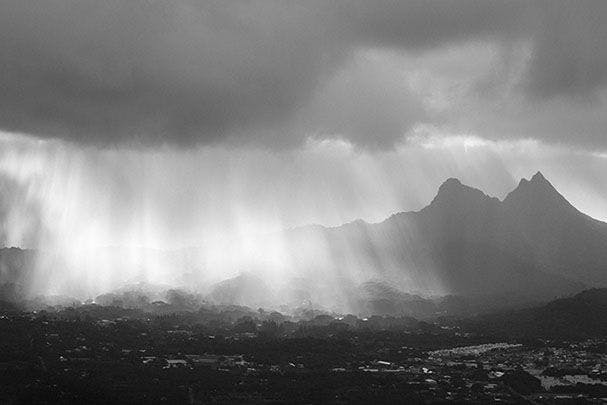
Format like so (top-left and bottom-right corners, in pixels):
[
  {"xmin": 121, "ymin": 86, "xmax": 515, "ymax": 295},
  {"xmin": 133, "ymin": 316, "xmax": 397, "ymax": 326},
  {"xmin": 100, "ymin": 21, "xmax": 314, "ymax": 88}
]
[
  {"xmin": 1, "ymin": 172, "xmax": 606, "ymax": 312},
  {"xmin": 279, "ymin": 172, "xmax": 605, "ymax": 301}
]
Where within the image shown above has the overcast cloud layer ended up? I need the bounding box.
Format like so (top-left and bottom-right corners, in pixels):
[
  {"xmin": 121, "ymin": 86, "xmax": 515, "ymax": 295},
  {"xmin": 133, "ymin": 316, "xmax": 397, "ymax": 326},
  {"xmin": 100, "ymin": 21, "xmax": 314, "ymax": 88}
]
[{"xmin": 0, "ymin": 0, "xmax": 606, "ymax": 149}]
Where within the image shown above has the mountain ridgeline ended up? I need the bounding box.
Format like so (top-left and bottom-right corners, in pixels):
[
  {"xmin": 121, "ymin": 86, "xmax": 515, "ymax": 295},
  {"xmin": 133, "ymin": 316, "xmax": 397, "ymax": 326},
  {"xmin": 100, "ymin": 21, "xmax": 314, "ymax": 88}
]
[
  {"xmin": 282, "ymin": 172, "xmax": 605, "ymax": 300},
  {"xmin": 466, "ymin": 288, "xmax": 607, "ymax": 338},
  {"xmin": 1, "ymin": 172, "xmax": 606, "ymax": 313}
]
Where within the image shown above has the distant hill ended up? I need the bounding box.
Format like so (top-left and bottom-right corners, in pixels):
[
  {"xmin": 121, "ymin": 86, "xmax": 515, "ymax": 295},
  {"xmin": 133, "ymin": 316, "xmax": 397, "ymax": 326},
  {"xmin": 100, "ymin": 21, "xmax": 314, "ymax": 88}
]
[
  {"xmin": 464, "ymin": 288, "xmax": 607, "ymax": 338},
  {"xmin": 208, "ymin": 273, "xmax": 276, "ymax": 308}
]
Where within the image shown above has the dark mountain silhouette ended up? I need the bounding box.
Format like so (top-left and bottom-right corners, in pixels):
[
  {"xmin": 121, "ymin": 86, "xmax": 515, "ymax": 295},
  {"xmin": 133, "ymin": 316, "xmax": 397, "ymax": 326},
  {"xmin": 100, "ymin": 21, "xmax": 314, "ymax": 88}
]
[
  {"xmin": 283, "ymin": 172, "xmax": 603, "ymax": 301},
  {"xmin": 502, "ymin": 172, "xmax": 607, "ymax": 286},
  {"xmin": 466, "ymin": 288, "xmax": 607, "ymax": 337}
]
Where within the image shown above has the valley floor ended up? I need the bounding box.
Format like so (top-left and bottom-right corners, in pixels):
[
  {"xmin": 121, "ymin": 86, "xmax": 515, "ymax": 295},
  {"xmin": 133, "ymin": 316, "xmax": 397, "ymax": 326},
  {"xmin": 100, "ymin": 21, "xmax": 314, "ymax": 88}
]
[{"xmin": 1, "ymin": 308, "xmax": 606, "ymax": 404}]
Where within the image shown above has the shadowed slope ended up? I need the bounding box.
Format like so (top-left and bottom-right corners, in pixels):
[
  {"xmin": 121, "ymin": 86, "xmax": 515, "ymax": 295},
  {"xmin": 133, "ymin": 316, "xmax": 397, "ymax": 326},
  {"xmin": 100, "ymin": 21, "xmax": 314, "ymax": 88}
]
[{"xmin": 283, "ymin": 172, "xmax": 600, "ymax": 300}]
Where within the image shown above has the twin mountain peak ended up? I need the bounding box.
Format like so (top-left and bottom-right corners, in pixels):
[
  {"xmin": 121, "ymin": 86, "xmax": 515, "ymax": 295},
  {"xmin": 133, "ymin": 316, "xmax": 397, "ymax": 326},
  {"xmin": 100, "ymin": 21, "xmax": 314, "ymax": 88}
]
[
  {"xmin": 428, "ymin": 171, "xmax": 574, "ymax": 214},
  {"xmin": 313, "ymin": 170, "xmax": 606, "ymax": 296}
]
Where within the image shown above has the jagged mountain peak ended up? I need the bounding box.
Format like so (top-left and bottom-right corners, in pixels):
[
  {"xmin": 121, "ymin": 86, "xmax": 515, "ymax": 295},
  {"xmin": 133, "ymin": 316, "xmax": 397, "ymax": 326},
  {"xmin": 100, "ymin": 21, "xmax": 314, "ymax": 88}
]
[
  {"xmin": 435, "ymin": 177, "xmax": 484, "ymax": 197},
  {"xmin": 504, "ymin": 171, "xmax": 573, "ymax": 211},
  {"xmin": 439, "ymin": 177, "xmax": 463, "ymax": 189},
  {"xmin": 531, "ymin": 170, "xmax": 547, "ymax": 182},
  {"xmin": 516, "ymin": 171, "xmax": 555, "ymax": 190},
  {"xmin": 427, "ymin": 177, "xmax": 498, "ymax": 211},
  {"xmin": 515, "ymin": 171, "xmax": 551, "ymax": 189}
]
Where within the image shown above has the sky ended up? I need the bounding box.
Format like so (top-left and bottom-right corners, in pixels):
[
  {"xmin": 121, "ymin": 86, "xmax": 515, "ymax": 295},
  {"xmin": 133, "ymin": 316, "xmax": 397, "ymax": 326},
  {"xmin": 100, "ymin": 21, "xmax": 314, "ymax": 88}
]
[{"xmin": 0, "ymin": 0, "xmax": 607, "ymax": 266}]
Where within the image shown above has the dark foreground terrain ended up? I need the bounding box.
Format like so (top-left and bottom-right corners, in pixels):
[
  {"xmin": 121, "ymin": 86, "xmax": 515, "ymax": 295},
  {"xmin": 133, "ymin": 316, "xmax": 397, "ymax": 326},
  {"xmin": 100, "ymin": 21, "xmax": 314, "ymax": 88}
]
[{"xmin": 1, "ymin": 290, "xmax": 607, "ymax": 404}]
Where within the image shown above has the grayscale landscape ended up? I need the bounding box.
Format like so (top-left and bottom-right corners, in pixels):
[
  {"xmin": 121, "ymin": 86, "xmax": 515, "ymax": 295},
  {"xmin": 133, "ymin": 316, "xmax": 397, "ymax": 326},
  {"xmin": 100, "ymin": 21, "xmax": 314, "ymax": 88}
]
[{"xmin": 1, "ymin": 1, "xmax": 606, "ymax": 403}]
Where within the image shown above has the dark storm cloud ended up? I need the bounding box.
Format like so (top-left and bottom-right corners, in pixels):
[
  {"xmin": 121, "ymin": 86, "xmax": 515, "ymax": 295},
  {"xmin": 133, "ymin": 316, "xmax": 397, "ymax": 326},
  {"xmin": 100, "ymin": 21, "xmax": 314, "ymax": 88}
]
[
  {"xmin": 522, "ymin": 1, "xmax": 607, "ymax": 99},
  {"xmin": 0, "ymin": 0, "xmax": 605, "ymax": 148},
  {"xmin": 0, "ymin": 0, "xmax": 339, "ymax": 146}
]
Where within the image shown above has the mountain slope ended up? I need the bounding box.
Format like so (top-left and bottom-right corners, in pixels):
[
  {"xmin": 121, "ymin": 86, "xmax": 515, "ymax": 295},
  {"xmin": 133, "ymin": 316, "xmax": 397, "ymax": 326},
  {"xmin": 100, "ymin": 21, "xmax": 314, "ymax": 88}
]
[
  {"xmin": 282, "ymin": 172, "xmax": 602, "ymax": 300},
  {"xmin": 465, "ymin": 288, "xmax": 607, "ymax": 338},
  {"xmin": 503, "ymin": 172, "xmax": 607, "ymax": 285}
]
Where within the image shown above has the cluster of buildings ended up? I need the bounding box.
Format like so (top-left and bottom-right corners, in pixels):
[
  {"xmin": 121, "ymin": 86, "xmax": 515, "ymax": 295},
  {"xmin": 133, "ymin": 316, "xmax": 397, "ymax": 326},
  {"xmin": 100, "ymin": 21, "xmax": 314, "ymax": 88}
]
[
  {"xmin": 1, "ymin": 311, "xmax": 606, "ymax": 403},
  {"xmin": 142, "ymin": 354, "xmax": 248, "ymax": 371}
]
